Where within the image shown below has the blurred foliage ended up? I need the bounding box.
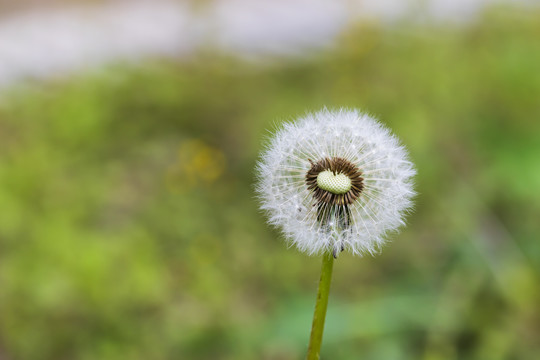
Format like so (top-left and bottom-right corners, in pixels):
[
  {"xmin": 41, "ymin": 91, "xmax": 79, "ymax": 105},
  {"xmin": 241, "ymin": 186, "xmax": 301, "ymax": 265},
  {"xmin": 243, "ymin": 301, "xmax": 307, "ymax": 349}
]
[{"xmin": 1, "ymin": 5, "xmax": 540, "ymax": 360}]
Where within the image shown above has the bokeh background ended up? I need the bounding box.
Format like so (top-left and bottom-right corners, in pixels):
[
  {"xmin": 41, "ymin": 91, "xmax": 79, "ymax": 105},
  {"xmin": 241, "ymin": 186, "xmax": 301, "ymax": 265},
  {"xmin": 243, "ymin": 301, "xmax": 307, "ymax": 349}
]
[{"xmin": 1, "ymin": 1, "xmax": 540, "ymax": 359}]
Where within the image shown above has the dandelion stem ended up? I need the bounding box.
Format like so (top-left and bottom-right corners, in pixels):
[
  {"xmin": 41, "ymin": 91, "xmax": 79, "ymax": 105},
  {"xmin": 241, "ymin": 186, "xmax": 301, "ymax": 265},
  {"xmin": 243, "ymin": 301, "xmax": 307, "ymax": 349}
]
[{"xmin": 306, "ymin": 253, "xmax": 334, "ymax": 360}]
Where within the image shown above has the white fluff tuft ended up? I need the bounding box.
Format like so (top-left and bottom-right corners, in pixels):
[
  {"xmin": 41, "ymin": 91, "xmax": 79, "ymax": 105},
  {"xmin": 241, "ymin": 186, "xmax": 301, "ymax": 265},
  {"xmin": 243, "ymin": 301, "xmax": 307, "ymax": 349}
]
[{"xmin": 256, "ymin": 108, "xmax": 416, "ymax": 256}]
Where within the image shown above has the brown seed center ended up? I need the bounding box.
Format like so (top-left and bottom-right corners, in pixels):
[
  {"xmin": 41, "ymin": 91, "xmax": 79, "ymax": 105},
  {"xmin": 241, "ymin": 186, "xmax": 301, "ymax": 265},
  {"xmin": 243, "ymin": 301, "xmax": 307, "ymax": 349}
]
[{"xmin": 305, "ymin": 157, "xmax": 363, "ymax": 206}]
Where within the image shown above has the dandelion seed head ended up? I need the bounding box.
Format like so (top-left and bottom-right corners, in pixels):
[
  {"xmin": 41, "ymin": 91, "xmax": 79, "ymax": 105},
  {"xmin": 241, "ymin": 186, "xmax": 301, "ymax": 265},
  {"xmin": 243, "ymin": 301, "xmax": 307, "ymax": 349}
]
[{"xmin": 256, "ymin": 108, "xmax": 416, "ymax": 256}]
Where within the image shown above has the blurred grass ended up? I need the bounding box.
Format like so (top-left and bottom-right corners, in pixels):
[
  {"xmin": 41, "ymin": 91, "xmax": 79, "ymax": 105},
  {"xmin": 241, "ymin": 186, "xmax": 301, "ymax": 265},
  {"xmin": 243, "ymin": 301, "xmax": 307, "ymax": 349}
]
[{"xmin": 1, "ymin": 5, "xmax": 540, "ymax": 360}]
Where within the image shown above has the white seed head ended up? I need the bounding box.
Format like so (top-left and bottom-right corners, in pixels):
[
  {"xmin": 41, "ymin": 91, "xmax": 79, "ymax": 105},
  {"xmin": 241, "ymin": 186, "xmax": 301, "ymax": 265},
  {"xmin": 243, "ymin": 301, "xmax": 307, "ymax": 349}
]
[{"xmin": 256, "ymin": 108, "xmax": 416, "ymax": 256}]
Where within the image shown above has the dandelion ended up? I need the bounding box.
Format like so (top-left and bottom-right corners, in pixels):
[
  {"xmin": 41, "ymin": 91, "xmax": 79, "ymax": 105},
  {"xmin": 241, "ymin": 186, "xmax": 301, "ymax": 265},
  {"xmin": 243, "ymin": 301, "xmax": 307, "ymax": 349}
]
[
  {"xmin": 257, "ymin": 108, "xmax": 415, "ymax": 256},
  {"xmin": 256, "ymin": 108, "xmax": 416, "ymax": 359}
]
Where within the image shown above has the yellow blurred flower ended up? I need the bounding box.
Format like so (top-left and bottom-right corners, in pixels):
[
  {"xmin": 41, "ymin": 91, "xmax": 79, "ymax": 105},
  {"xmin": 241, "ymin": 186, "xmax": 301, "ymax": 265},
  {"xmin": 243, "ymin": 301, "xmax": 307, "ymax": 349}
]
[{"xmin": 167, "ymin": 139, "xmax": 226, "ymax": 191}]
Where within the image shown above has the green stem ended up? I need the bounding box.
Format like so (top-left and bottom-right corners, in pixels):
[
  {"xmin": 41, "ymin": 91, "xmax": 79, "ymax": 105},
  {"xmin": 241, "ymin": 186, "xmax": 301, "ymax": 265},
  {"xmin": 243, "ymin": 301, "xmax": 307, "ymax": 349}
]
[{"xmin": 306, "ymin": 253, "xmax": 335, "ymax": 360}]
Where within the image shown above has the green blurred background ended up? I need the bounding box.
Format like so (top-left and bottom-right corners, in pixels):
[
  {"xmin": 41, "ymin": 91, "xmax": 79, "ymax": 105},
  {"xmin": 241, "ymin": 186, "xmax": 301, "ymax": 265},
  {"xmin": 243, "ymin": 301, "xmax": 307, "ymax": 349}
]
[{"xmin": 1, "ymin": 3, "xmax": 540, "ymax": 360}]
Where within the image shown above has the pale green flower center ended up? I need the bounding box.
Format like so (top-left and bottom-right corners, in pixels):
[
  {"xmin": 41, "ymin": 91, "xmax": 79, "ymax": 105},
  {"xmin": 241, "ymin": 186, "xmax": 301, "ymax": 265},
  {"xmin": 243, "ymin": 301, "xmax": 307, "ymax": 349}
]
[{"xmin": 316, "ymin": 170, "xmax": 352, "ymax": 195}]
